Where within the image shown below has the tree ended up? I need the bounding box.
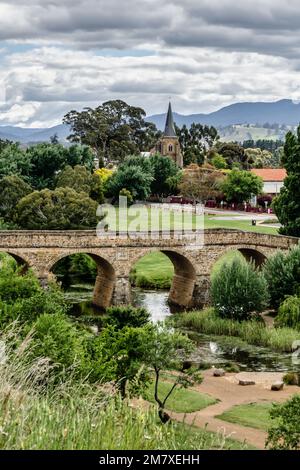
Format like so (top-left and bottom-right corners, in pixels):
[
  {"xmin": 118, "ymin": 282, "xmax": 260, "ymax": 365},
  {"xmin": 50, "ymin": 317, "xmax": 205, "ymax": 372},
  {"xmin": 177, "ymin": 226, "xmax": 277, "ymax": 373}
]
[
  {"xmin": 16, "ymin": 187, "xmax": 98, "ymax": 230},
  {"xmin": 176, "ymin": 123, "xmax": 219, "ymax": 166},
  {"xmin": 179, "ymin": 164, "xmax": 224, "ymax": 203},
  {"xmin": 87, "ymin": 325, "xmax": 151, "ymax": 396},
  {"xmin": 273, "ymin": 127, "xmax": 300, "ymax": 237},
  {"xmin": 217, "ymin": 142, "xmax": 250, "ymax": 169},
  {"xmin": 221, "ymin": 169, "xmax": 263, "ymax": 204},
  {"xmin": 25, "ymin": 143, "xmax": 94, "ymax": 189},
  {"xmin": 149, "ymin": 154, "xmax": 181, "ymax": 197},
  {"xmin": 263, "ymin": 245, "xmax": 300, "ymax": 309},
  {"xmin": 211, "ymin": 257, "xmax": 269, "ymax": 320},
  {"xmin": 0, "ymin": 175, "xmax": 32, "ymax": 222},
  {"xmin": 0, "ymin": 142, "xmax": 32, "ymax": 179},
  {"xmin": 142, "ymin": 325, "xmax": 202, "ymax": 423},
  {"xmin": 64, "ymin": 100, "xmax": 159, "ymax": 165},
  {"xmin": 56, "ymin": 165, "xmax": 104, "ymax": 203},
  {"xmin": 107, "ymin": 164, "xmax": 153, "ymax": 202}
]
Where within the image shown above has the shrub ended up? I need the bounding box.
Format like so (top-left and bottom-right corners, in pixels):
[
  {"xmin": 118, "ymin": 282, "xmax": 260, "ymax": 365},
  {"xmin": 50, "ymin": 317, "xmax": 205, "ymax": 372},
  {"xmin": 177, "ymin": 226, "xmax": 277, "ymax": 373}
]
[
  {"xmin": 105, "ymin": 306, "xmax": 150, "ymax": 329},
  {"xmin": 0, "ymin": 286, "xmax": 68, "ymax": 327},
  {"xmin": 30, "ymin": 313, "xmax": 87, "ymax": 375},
  {"xmin": 266, "ymin": 395, "xmax": 300, "ymax": 449},
  {"xmin": 0, "ymin": 268, "xmax": 41, "ymax": 303},
  {"xmin": 211, "ymin": 257, "xmax": 269, "ymax": 320},
  {"xmin": 276, "ymin": 295, "xmax": 300, "ymax": 330},
  {"xmin": 283, "ymin": 372, "xmax": 300, "ymax": 386},
  {"xmin": 263, "ymin": 245, "xmax": 300, "ymax": 309}
]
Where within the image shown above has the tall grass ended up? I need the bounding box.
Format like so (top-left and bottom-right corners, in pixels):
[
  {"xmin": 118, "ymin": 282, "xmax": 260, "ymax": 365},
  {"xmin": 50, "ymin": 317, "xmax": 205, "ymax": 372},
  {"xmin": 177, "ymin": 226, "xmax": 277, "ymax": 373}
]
[
  {"xmin": 176, "ymin": 309, "xmax": 300, "ymax": 353},
  {"xmin": 0, "ymin": 323, "xmax": 242, "ymax": 450}
]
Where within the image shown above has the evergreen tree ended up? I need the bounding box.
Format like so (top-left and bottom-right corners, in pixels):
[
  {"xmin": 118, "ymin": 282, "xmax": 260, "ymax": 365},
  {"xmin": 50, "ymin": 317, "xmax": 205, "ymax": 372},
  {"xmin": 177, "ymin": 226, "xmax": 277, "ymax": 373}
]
[{"xmin": 273, "ymin": 127, "xmax": 300, "ymax": 237}]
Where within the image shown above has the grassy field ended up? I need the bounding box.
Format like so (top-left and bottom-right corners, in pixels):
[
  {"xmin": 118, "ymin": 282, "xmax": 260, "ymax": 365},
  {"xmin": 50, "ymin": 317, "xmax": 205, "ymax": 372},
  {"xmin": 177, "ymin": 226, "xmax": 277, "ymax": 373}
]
[
  {"xmin": 143, "ymin": 379, "xmax": 217, "ymax": 413},
  {"xmin": 109, "ymin": 208, "xmax": 279, "ymax": 235},
  {"xmin": 217, "ymin": 402, "xmax": 274, "ymax": 431}
]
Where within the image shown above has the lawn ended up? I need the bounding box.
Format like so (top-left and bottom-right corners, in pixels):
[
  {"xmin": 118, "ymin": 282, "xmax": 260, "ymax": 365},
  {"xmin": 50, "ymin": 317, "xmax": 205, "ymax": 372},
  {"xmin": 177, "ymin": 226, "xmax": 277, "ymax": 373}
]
[
  {"xmin": 217, "ymin": 402, "xmax": 274, "ymax": 431},
  {"xmin": 173, "ymin": 423, "xmax": 255, "ymax": 450},
  {"xmin": 143, "ymin": 379, "xmax": 217, "ymax": 413},
  {"xmin": 111, "ymin": 207, "xmax": 279, "ymax": 235}
]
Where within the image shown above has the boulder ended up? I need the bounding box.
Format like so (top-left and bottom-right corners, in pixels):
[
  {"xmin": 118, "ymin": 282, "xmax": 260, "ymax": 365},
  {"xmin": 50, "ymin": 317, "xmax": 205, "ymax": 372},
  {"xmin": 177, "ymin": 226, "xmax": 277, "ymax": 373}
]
[
  {"xmin": 213, "ymin": 368, "xmax": 225, "ymax": 377},
  {"xmin": 239, "ymin": 379, "xmax": 255, "ymax": 386},
  {"xmin": 271, "ymin": 381, "xmax": 284, "ymax": 391}
]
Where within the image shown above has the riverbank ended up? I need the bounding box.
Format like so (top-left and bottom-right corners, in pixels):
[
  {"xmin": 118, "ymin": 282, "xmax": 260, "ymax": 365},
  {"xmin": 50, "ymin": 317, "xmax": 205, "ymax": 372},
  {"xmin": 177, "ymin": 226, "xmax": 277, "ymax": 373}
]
[{"xmin": 175, "ymin": 309, "xmax": 300, "ymax": 353}]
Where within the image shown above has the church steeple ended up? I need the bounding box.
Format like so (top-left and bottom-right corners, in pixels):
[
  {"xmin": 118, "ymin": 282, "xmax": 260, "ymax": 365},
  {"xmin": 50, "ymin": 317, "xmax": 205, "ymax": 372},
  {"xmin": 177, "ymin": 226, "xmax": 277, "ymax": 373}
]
[{"xmin": 164, "ymin": 102, "xmax": 177, "ymax": 137}]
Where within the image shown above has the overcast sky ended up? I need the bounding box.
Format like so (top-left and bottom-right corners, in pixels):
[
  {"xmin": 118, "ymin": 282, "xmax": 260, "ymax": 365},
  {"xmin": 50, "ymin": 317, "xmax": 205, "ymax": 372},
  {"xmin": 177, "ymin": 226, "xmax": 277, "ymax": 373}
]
[{"xmin": 1, "ymin": 0, "xmax": 300, "ymax": 127}]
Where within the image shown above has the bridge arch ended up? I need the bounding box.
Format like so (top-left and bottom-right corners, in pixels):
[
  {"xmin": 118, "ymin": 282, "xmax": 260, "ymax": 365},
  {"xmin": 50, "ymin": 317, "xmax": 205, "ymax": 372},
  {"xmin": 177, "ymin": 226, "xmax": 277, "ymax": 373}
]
[
  {"xmin": 212, "ymin": 245, "xmax": 268, "ymax": 270},
  {"xmin": 49, "ymin": 251, "xmax": 116, "ymax": 309},
  {"xmin": 130, "ymin": 248, "xmax": 196, "ymax": 308},
  {"xmin": 0, "ymin": 250, "xmax": 29, "ymax": 273}
]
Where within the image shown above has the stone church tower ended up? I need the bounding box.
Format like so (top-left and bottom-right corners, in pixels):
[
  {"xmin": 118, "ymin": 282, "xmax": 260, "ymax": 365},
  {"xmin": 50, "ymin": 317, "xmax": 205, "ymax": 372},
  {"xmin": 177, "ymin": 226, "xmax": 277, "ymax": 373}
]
[{"xmin": 154, "ymin": 102, "xmax": 183, "ymax": 167}]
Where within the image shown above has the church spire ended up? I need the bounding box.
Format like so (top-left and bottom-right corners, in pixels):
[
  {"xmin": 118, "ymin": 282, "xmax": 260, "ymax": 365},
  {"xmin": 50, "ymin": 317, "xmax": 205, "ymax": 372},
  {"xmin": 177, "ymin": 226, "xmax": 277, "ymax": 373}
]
[{"xmin": 164, "ymin": 102, "xmax": 177, "ymax": 137}]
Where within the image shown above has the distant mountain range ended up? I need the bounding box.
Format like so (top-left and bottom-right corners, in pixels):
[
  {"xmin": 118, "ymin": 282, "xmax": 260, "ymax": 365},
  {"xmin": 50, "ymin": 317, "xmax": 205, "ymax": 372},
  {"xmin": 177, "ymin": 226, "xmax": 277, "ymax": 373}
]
[
  {"xmin": 148, "ymin": 99, "xmax": 300, "ymax": 129},
  {"xmin": 0, "ymin": 124, "xmax": 69, "ymax": 144},
  {"xmin": 1, "ymin": 99, "xmax": 300, "ymax": 144}
]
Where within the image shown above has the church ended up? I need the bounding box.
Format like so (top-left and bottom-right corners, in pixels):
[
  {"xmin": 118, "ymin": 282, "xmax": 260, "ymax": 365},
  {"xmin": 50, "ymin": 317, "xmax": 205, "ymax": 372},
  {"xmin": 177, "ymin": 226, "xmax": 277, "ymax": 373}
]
[{"xmin": 151, "ymin": 102, "xmax": 183, "ymax": 168}]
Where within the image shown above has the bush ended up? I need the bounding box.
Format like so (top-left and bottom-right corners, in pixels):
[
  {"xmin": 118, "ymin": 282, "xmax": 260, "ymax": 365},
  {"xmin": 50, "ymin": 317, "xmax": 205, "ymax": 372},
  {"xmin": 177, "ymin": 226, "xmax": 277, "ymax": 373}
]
[
  {"xmin": 266, "ymin": 395, "xmax": 300, "ymax": 449},
  {"xmin": 30, "ymin": 313, "xmax": 87, "ymax": 375},
  {"xmin": 0, "ymin": 268, "xmax": 41, "ymax": 303},
  {"xmin": 263, "ymin": 245, "xmax": 300, "ymax": 309},
  {"xmin": 105, "ymin": 306, "xmax": 150, "ymax": 329},
  {"xmin": 276, "ymin": 296, "xmax": 300, "ymax": 330},
  {"xmin": 211, "ymin": 257, "xmax": 269, "ymax": 320},
  {"xmin": 0, "ymin": 285, "xmax": 69, "ymax": 327},
  {"xmin": 283, "ymin": 372, "xmax": 300, "ymax": 386}
]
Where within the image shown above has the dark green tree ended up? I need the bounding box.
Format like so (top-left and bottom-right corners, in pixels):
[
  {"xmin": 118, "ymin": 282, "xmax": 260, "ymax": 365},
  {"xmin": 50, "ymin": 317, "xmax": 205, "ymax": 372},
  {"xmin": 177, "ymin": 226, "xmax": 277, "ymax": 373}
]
[
  {"xmin": 0, "ymin": 175, "xmax": 32, "ymax": 222},
  {"xmin": 217, "ymin": 142, "xmax": 250, "ymax": 169},
  {"xmin": 64, "ymin": 100, "xmax": 159, "ymax": 165},
  {"xmin": 273, "ymin": 128, "xmax": 300, "ymax": 237},
  {"xmin": 107, "ymin": 165, "xmax": 153, "ymax": 202},
  {"xmin": 16, "ymin": 187, "xmax": 98, "ymax": 230},
  {"xmin": 25, "ymin": 143, "xmax": 94, "ymax": 189},
  {"xmin": 176, "ymin": 123, "xmax": 219, "ymax": 166},
  {"xmin": 149, "ymin": 154, "xmax": 181, "ymax": 196}
]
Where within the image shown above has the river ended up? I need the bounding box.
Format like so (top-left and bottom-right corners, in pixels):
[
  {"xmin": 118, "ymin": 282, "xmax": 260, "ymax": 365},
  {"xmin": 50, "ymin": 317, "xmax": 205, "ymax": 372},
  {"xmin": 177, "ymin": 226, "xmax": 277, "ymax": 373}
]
[{"xmin": 65, "ymin": 285, "xmax": 300, "ymax": 373}]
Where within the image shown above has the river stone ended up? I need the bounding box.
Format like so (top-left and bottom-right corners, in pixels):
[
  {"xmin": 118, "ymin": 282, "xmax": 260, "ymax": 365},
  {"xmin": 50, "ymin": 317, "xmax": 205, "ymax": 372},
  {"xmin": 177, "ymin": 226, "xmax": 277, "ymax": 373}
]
[
  {"xmin": 239, "ymin": 379, "xmax": 255, "ymax": 386},
  {"xmin": 213, "ymin": 368, "xmax": 225, "ymax": 377},
  {"xmin": 271, "ymin": 381, "xmax": 284, "ymax": 391}
]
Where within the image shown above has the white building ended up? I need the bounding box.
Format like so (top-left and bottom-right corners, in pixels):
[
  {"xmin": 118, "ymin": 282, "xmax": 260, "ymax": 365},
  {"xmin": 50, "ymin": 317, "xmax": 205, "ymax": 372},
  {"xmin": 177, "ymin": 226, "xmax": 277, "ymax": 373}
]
[{"xmin": 250, "ymin": 168, "xmax": 287, "ymax": 196}]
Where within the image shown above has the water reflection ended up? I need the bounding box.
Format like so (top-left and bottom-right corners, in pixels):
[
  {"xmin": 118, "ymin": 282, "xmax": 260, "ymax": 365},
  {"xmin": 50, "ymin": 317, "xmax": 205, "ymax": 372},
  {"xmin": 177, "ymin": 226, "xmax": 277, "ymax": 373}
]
[
  {"xmin": 64, "ymin": 285, "xmax": 300, "ymax": 373},
  {"xmin": 132, "ymin": 289, "xmax": 172, "ymax": 323},
  {"xmin": 189, "ymin": 332, "xmax": 300, "ymax": 373}
]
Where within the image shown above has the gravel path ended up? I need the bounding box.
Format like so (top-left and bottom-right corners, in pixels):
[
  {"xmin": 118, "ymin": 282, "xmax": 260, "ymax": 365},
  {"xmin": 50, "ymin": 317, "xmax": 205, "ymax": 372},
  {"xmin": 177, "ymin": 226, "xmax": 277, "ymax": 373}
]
[{"xmin": 170, "ymin": 370, "xmax": 298, "ymax": 449}]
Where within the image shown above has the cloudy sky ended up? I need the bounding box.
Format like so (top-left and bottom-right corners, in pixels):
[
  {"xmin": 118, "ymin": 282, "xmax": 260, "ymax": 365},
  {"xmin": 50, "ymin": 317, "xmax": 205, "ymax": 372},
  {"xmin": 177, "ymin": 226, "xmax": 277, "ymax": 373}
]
[{"xmin": 1, "ymin": 0, "xmax": 300, "ymax": 127}]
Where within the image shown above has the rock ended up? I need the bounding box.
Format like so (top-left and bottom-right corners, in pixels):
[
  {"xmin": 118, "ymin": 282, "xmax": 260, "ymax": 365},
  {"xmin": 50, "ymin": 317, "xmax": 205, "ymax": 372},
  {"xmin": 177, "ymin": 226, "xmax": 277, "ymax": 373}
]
[
  {"xmin": 213, "ymin": 368, "xmax": 225, "ymax": 377},
  {"xmin": 239, "ymin": 379, "xmax": 255, "ymax": 386},
  {"xmin": 271, "ymin": 381, "xmax": 284, "ymax": 391}
]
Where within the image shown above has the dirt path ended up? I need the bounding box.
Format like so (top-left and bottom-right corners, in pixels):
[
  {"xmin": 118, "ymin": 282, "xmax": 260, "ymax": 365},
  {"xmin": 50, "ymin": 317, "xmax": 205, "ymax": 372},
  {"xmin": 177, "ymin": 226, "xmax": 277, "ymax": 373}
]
[{"xmin": 169, "ymin": 370, "xmax": 298, "ymax": 449}]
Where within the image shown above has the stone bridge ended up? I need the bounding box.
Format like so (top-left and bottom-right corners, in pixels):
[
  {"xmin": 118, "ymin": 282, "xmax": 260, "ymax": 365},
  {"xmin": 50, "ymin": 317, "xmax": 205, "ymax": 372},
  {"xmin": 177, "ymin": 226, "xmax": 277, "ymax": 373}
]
[{"xmin": 0, "ymin": 229, "xmax": 298, "ymax": 309}]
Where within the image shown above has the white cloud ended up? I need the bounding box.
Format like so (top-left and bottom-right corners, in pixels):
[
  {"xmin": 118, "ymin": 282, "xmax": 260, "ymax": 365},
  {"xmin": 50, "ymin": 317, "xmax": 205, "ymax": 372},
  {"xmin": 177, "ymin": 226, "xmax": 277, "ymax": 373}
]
[{"xmin": 1, "ymin": 1, "xmax": 300, "ymax": 125}]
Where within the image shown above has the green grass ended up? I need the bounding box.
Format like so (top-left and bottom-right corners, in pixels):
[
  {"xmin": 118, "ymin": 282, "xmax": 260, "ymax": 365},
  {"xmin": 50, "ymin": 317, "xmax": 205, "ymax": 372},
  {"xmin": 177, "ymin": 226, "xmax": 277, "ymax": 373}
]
[
  {"xmin": 217, "ymin": 402, "xmax": 274, "ymax": 431},
  {"xmin": 173, "ymin": 423, "xmax": 255, "ymax": 450},
  {"xmin": 1, "ymin": 325, "xmax": 242, "ymax": 451},
  {"xmin": 143, "ymin": 379, "xmax": 217, "ymax": 413},
  {"xmin": 130, "ymin": 251, "xmax": 174, "ymax": 289},
  {"xmin": 113, "ymin": 207, "xmax": 279, "ymax": 235},
  {"xmin": 176, "ymin": 308, "xmax": 300, "ymax": 353},
  {"xmin": 204, "ymin": 215, "xmax": 278, "ymax": 235}
]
